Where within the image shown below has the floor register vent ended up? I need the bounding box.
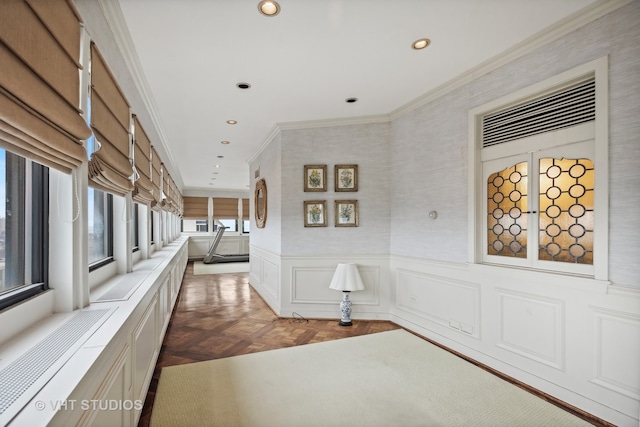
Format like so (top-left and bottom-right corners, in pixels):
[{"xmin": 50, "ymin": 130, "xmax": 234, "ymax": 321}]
[{"xmin": 0, "ymin": 309, "xmax": 111, "ymax": 420}]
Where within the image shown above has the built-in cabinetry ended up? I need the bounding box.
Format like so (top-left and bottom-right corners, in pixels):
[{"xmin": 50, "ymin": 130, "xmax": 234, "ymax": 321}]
[{"xmin": 5, "ymin": 238, "xmax": 188, "ymax": 427}]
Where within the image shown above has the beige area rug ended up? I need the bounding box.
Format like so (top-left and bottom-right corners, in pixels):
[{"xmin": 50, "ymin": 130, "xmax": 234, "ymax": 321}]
[
  {"xmin": 150, "ymin": 330, "xmax": 590, "ymax": 427},
  {"xmin": 192, "ymin": 261, "xmax": 250, "ymax": 275}
]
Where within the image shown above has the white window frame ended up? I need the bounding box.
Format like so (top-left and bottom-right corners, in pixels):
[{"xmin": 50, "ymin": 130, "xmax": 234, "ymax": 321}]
[{"xmin": 468, "ymin": 56, "xmax": 609, "ymax": 280}]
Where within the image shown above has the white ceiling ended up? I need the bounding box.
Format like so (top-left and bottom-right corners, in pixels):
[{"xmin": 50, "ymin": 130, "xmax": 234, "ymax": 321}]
[{"xmin": 116, "ymin": 0, "xmax": 597, "ymax": 193}]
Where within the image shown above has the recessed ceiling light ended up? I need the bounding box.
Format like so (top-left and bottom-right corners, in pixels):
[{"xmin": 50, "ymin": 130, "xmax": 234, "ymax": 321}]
[
  {"xmin": 217, "ymin": 155, "xmax": 224, "ymax": 158},
  {"xmin": 345, "ymin": 97, "xmax": 358, "ymax": 103},
  {"xmin": 258, "ymin": 0, "xmax": 280, "ymax": 16},
  {"xmin": 215, "ymin": 164, "xmax": 221, "ymax": 168},
  {"xmin": 226, "ymin": 120, "xmax": 237, "ymax": 125},
  {"xmin": 236, "ymin": 82, "xmax": 251, "ymax": 89},
  {"xmin": 221, "ymin": 140, "xmax": 231, "ymax": 145},
  {"xmin": 412, "ymin": 38, "xmax": 431, "ymax": 50}
]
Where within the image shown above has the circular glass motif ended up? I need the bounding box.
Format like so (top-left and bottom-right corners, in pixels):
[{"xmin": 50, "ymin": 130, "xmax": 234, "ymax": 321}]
[
  {"xmin": 509, "ymin": 207, "xmax": 521, "ymax": 219},
  {"xmin": 569, "ymin": 223, "xmax": 586, "ymax": 238},
  {"xmin": 545, "ymin": 224, "xmax": 562, "ymax": 237},
  {"xmin": 492, "ymin": 240, "xmax": 504, "ymax": 252},
  {"xmin": 509, "ymin": 190, "xmax": 522, "ymax": 202},
  {"xmin": 509, "ymin": 241, "xmax": 522, "ymax": 253},
  {"xmin": 546, "ymin": 186, "xmax": 561, "ymax": 200},
  {"xmin": 492, "ymin": 192, "xmax": 504, "ymax": 203},
  {"xmin": 546, "ymin": 205, "xmax": 561, "ymax": 218},
  {"xmin": 492, "ymin": 208, "xmax": 504, "ymax": 219},
  {"xmin": 492, "ymin": 175, "xmax": 504, "ymax": 188},
  {"xmin": 493, "ymin": 224, "xmax": 504, "ymax": 235},
  {"xmin": 569, "ymin": 164, "xmax": 586, "ymax": 178},
  {"xmin": 569, "ymin": 204, "xmax": 585, "ymax": 218},
  {"xmin": 569, "ymin": 184, "xmax": 586, "ymax": 198},
  {"xmin": 545, "ymin": 243, "xmax": 561, "ymax": 256},
  {"xmin": 546, "ymin": 165, "xmax": 562, "ymax": 179},
  {"xmin": 509, "ymin": 171, "xmax": 522, "ymax": 184},
  {"xmin": 569, "ymin": 244, "xmax": 586, "ymax": 258},
  {"xmin": 509, "ymin": 224, "xmax": 522, "ymax": 236}
]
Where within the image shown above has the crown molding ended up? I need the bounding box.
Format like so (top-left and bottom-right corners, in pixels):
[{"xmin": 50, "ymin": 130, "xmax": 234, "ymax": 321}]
[
  {"xmin": 97, "ymin": 0, "xmax": 183, "ymax": 189},
  {"xmin": 389, "ymin": 0, "xmax": 632, "ymax": 120}
]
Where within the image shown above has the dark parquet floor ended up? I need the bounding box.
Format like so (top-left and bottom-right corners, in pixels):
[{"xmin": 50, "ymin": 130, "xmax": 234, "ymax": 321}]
[{"xmin": 136, "ymin": 263, "xmax": 400, "ymax": 427}]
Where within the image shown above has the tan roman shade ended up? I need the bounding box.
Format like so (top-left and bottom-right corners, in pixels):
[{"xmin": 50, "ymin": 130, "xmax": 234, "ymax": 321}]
[
  {"xmin": 132, "ymin": 115, "xmax": 154, "ymax": 204},
  {"xmin": 151, "ymin": 147, "xmax": 162, "ymax": 209},
  {"xmin": 242, "ymin": 198, "xmax": 250, "ymax": 220},
  {"xmin": 88, "ymin": 43, "xmax": 134, "ymax": 196},
  {"xmin": 0, "ymin": 0, "xmax": 90, "ymax": 172},
  {"xmin": 183, "ymin": 197, "xmax": 208, "ymax": 219},
  {"xmin": 213, "ymin": 198, "xmax": 238, "ymax": 219}
]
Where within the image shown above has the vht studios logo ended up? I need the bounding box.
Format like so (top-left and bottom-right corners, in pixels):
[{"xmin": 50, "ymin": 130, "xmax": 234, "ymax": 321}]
[{"xmin": 35, "ymin": 400, "xmax": 143, "ymax": 411}]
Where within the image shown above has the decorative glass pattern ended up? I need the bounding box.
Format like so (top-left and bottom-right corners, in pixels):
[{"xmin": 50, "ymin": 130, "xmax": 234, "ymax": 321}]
[
  {"xmin": 539, "ymin": 158, "xmax": 594, "ymax": 264},
  {"xmin": 487, "ymin": 162, "xmax": 528, "ymax": 258}
]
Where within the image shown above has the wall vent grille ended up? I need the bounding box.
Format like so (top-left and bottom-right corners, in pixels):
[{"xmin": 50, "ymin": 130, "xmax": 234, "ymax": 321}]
[
  {"xmin": 0, "ymin": 309, "xmax": 110, "ymax": 417},
  {"xmin": 482, "ymin": 77, "xmax": 595, "ymax": 148}
]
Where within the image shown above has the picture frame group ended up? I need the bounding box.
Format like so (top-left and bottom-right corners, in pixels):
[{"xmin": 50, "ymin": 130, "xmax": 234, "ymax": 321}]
[{"xmin": 303, "ymin": 163, "xmax": 359, "ymax": 227}]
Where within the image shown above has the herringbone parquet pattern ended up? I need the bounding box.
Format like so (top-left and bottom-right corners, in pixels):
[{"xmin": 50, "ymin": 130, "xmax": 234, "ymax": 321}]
[{"xmin": 137, "ymin": 263, "xmax": 400, "ymax": 427}]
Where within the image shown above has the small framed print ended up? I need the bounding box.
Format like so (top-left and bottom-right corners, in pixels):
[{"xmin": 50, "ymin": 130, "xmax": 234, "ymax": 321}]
[
  {"xmin": 304, "ymin": 200, "xmax": 327, "ymax": 227},
  {"xmin": 335, "ymin": 164, "xmax": 358, "ymax": 192},
  {"xmin": 304, "ymin": 165, "xmax": 327, "ymax": 192},
  {"xmin": 335, "ymin": 200, "xmax": 358, "ymax": 227}
]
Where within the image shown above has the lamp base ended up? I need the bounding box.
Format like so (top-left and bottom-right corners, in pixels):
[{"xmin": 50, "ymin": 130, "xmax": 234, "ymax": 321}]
[{"xmin": 338, "ymin": 291, "xmax": 353, "ymax": 326}]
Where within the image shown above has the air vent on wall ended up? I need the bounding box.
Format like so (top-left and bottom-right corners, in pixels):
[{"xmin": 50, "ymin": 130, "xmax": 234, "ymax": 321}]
[{"xmin": 482, "ymin": 77, "xmax": 595, "ymax": 148}]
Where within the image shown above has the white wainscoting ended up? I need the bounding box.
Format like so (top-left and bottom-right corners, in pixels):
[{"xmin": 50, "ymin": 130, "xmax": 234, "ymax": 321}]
[
  {"xmin": 389, "ymin": 254, "xmax": 640, "ymax": 427},
  {"xmin": 249, "ymin": 247, "xmax": 390, "ymax": 320},
  {"xmin": 395, "ymin": 268, "xmax": 480, "ymax": 338}
]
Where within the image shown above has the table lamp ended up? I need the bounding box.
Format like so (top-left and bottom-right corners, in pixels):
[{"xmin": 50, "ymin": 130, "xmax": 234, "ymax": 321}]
[{"xmin": 329, "ymin": 263, "xmax": 364, "ymax": 326}]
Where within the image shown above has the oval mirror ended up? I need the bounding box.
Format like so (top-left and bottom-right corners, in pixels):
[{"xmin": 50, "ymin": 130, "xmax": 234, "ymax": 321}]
[{"xmin": 255, "ymin": 179, "xmax": 267, "ymax": 228}]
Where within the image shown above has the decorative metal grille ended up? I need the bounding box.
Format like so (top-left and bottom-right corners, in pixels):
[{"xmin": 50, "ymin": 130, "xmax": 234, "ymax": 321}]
[
  {"xmin": 487, "ymin": 161, "xmax": 528, "ymax": 258},
  {"xmin": 538, "ymin": 157, "xmax": 594, "ymax": 264}
]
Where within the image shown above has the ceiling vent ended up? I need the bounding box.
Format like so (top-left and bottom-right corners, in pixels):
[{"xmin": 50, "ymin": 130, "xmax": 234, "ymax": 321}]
[{"xmin": 482, "ymin": 77, "xmax": 595, "ymax": 148}]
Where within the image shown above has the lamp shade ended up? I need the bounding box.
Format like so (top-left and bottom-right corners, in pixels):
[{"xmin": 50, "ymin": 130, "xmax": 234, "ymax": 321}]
[{"xmin": 329, "ymin": 263, "xmax": 365, "ymax": 292}]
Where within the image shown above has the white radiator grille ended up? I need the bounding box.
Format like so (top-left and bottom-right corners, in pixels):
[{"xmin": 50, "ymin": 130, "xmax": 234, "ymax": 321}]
[
  {"xmin": 0, "ymin": 309, "xmax": 110, "ymax": 416},
  {"xmin": 95, "ymin": 271, "xmax": 150, "ymax": 302},
  {"xmin": 482, "ymin": 77, "xmax": 595, "ymax": 148}
]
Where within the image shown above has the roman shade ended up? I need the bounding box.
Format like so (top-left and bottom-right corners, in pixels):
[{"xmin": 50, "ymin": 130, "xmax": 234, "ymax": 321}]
[
  {"xmin": 161, "ymin": 168, "xmax": 181, "ymax": 215},
  {"xmin": 132, "ymin": 115, "xmax": 154, "ymax": 204},
  {"xmin": 183, "ymin": 197, "xmax": 209, "ymax": 219},
  {"xmin": 0, "ymin": 0, "xmax": 90, "ymax": 172},
  {"xmin": 242, "ymin": 198, "xmax": 250, "ymax": 220},
  {"xmin": 213, "ymin": 198, "xmax": 238, "ymax": 219},
  {"xmin": 88, "ymin": 43, "xmax": 134, "ymax": 196},
  {"xmin": 151, "ymin": 147, "xmax": 162, "ymax": 209}
]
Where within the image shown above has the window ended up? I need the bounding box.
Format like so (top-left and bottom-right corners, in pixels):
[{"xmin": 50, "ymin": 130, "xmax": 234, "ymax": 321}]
[
  {"xmin": 181, "ymin": 219, "xmax": 208, "ymax": 233},
  {"xmin": 150, "ymin": 210, "xmax": 155, "ymax": 245},
  {"xmin": 216, "ymin": 219, "xmax": 237, "ymax": 232},
  {"xmin": 483, "ymin": 140, "xmax": 594, "ymax": 274},
  {"xmin": 242, "ymin": 220, "xmax": 250, "ymax": 234},
  {"xmin": 132, "ymin": 203, "xmax": 139, "ymax": 252},
  {"xmin": 0, "ymin": 148, "xmax": 49, "ymax": 311},
  {"xmin": 88, "ymin": 188, "xmax": 113, "ymax": 270},
  {"xmin": 470, "ymin": 58, "xmax": 608, "ymax": 279}
]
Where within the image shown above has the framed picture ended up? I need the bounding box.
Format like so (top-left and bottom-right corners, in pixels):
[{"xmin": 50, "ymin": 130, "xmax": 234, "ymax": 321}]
[
  {"xmin": 335, "ymin": 164, "xmax": 358, "ymax": 192},
  {"xmin": 304, "ymin": 200, "xmax": 327, "ymax": 227},
  {"xmin": 304, "ymin": 165, "xmax": 327, "ymax": 192},
  {"xmin": 335, "ymin": 200, "xmax": 358, "ymax": 227}
]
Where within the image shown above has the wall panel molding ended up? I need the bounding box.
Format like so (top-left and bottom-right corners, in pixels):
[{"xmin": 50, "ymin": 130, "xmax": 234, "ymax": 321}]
[
  {"xmin": 589, "ymin": 306, "xmax": 640, "ymax": 399},
  {"xmin": 496, "ymin": 289, "xmax": 565, "ymax": 370}
]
